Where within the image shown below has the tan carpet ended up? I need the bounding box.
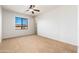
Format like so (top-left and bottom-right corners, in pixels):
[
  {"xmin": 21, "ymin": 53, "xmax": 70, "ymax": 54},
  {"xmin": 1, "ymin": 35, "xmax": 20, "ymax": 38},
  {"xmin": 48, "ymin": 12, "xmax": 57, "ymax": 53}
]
[{"xmin": 0, "ymin": 35, "xmax": 77, "ymax": 53}]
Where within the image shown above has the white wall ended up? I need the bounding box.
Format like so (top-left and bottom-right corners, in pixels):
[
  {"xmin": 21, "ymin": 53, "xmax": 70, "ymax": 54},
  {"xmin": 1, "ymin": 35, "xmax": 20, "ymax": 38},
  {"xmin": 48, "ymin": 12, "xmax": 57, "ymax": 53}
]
[
  {"xmin": 78, "ymin": 6, "xmax": 79, "ymax": 52},
  {"xmin": 2, "ymin": 9, "xmax": 35, "ymax": 39},
  {"xmin": 36, "ymin": 6, "xmax": 77, "ymax": 45},
  {"xmin": 0, "ymin": 6, "xmax": 2, "ymax": 42}
]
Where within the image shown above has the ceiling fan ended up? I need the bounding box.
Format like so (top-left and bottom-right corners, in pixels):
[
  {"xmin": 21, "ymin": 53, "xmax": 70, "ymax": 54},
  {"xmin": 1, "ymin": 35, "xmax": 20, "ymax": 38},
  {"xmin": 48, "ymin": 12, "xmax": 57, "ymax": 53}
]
[{"xmin": 26, "ymin": 5, "xmax": 40, "ymax": 14}]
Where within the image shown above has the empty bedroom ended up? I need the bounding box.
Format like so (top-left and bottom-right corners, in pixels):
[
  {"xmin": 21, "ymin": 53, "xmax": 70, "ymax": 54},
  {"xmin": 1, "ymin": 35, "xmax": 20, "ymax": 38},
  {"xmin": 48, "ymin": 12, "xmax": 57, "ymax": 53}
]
[{"xmin": 0, "ymin": 5, "xmax": 77, "ymax": 53}]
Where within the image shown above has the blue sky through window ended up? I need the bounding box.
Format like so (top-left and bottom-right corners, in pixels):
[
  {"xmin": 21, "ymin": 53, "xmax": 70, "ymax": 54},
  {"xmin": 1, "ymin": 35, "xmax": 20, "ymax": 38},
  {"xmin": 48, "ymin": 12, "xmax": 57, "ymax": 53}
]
[
  {"xmin": 22, "ymin": 18, "xmax": 28, "ymax": 25},
  {"xmin": 16, "ymin": 17, "xmax": 28, "ymax": 25},
  {"xmin": 16, "ymin": 17, "xmax": 21, "ymax": 24}
]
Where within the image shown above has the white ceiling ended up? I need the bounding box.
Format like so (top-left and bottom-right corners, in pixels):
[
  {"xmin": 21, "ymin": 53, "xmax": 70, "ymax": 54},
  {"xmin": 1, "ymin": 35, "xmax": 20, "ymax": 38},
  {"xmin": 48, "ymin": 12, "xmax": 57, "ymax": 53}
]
[{"xmin": 2, "ymin": 5, "xmax": 59, "ymax": 16}]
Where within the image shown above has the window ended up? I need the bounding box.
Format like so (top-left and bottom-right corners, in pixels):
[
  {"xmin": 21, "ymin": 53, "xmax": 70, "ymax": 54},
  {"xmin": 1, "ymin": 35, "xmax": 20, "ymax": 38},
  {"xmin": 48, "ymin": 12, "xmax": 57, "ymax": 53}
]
[{"xmin": 15, "ymin": 17, "xmax": 28, "ymax": 30}]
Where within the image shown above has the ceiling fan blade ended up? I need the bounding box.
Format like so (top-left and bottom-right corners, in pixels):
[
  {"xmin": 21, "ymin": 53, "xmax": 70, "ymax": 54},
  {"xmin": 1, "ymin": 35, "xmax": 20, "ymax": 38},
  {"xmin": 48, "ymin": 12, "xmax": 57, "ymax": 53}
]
[
  {"xmin": 32, "ymin": 5, "xmax": 35, "ymax": 8},
  {"xmin": 26, "ymin": 9, "xmax": 29, "ymax": 11},
  {"xmin": 32, "ymin": 11, "xmax": 34, "ymax": 14},
  {"xmin": 33, "ymin": 9, "xmax": 40, "ymax": 12},
  {"xmin": 29, "ymin": 5, "xmax": 35, "ymax": 9},
  {"xmin": 29, "ymin": 5, "xmax": 32, "ymax": 9}
]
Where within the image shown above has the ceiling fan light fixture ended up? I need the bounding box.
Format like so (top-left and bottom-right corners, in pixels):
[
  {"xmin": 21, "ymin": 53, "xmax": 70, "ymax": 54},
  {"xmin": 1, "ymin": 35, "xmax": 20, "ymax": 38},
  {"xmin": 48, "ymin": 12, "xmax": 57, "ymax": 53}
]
[
  {"xmin": 26, "ymin": 5, "xmax": 40, "ymax": 14},
  {"xmin": 29, "ymin": 9, "xmax": 33, "ymax": 11}
]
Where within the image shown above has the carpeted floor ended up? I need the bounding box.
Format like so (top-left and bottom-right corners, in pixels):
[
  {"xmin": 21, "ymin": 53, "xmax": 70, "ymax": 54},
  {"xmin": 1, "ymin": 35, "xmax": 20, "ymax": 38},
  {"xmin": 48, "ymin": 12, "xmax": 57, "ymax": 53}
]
[{"xmin": 0, "ymin": 35, "xmax": 77, "ymax": 53}]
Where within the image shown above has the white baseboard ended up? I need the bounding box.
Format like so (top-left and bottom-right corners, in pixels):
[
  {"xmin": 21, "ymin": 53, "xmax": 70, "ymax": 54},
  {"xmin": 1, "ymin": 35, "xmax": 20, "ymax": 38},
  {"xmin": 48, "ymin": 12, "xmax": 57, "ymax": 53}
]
[
  {"xmin": 2, "ymin": 34, "xmax": 35, "ymax": 39},
  {"xmin": 38, "ymin": 33, "xmax": 77, "ymax": 46}
]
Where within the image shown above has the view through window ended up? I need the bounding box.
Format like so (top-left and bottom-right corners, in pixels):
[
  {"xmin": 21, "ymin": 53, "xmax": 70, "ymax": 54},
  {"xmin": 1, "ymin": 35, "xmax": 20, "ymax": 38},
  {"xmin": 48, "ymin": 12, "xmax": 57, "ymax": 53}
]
[{"xmin": 15, "ymin": 17, "xmax": 28, "ymax": 30}]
